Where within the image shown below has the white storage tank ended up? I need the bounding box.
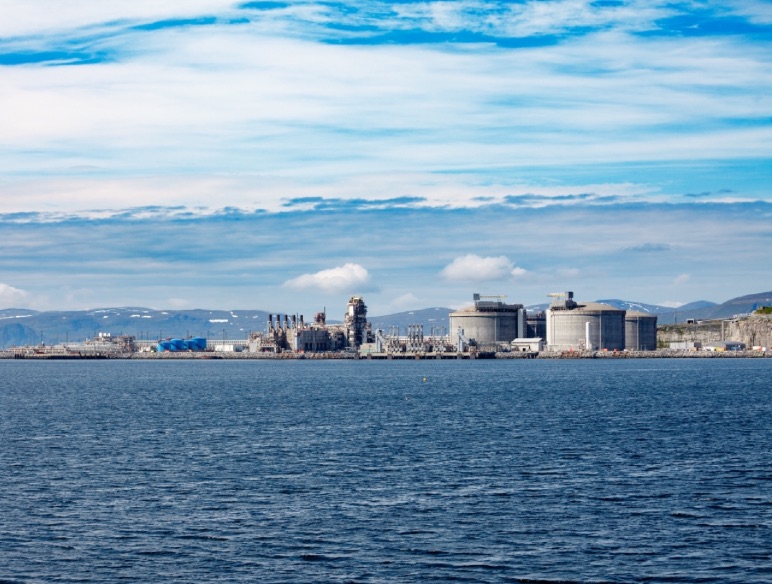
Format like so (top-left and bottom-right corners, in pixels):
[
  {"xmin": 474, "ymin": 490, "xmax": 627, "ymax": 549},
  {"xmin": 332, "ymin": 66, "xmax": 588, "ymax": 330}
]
[
  {"xmin": 450, "ymin": 294, "xmax": 524, "ymax": 346},
  {"xmin": 547, "ymin": 295, "xmax": 626, "ymax": 351}
]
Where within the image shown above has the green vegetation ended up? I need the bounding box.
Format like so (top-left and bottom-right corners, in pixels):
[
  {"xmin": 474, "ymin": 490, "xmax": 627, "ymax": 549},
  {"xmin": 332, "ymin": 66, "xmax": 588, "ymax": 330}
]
[{"xmin": 754, "ymin": 306, "xmax": 772, "ymax": 315}]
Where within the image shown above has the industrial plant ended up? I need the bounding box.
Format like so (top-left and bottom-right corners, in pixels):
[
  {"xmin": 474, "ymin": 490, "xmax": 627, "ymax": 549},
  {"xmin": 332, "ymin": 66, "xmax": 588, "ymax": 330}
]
[
  {"xmin": 5, "ymin": 290, "xmax": 770, "ymax": 359},
  {"xmin": 446, "ymin": 291, "xmax": 657, "ymax": 354},
  {"xmin": 247, "ymin": 296, "xmax": 371, "ymax": 354},
  {"xmin": 545, "ymin": 291, "xmax": 658, "ymax": 352}
]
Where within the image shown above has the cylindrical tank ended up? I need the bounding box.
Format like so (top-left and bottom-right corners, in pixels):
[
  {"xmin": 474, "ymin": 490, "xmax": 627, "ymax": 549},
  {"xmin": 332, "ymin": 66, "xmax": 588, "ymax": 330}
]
[
  {"xmin": 625, "ymin": 311, "xmax": 658, "ymax": 351},
  {"xmin": 526, "ymin": 311, "xmax": 546, "ymax": 339},
  {"xmin": 157, "ymin": 340, "xmax": 172, "ymax": 352},
  {"xmin": 188, "ymin": 337, "xmax": 207, "ymax": 351},
  {"xmin": 547, "ymin": 302, "xmax": 626, "ymax": 351},
  {"xmin": 449, "ymin": 307, "xmax": 520, "ymax": 345},
  {"xmin": 170, "ymin": 338, "xmax": 186, "ymax": 352}
]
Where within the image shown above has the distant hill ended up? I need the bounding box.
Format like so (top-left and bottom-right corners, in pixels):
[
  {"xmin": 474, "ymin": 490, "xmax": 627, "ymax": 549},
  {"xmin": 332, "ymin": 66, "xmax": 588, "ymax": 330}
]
[
  {"xmin": 0, "ymin": 307, "xmax": 273, "ymax": 348},
  {"xmin": 656, "ymin": 291, "xmax": 772, "ymax": 324},
  {"xmin": 524, "ymin": 303, "xmax": 550, "ymax": 313},
  {"xmin": 560, "ymin": 294, "xmax": 770, "ymax": 324},
  {"xmin": 2, "ymin": 291, "xmax": 770, "ymax": 347},
  {"xmin": 369, "ymin": 307, "xmax": 453, "ymax": 335},
  {"xmin": 595, "ymin": 299, "xmax": 678, "ymax": 315},
  {"xmin": 524, "ymin": 298, "xmax": 720, "ymax": 317},
  {"xmin": 675, "ymin": 300, "xmax": 718, "ymax": 312}
]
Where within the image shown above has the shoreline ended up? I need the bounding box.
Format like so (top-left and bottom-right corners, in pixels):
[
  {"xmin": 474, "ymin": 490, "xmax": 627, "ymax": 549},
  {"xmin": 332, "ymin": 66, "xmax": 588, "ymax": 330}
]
[{"xmin": 2, "ymin": 350, "xmax": 769, "ymax": 360}]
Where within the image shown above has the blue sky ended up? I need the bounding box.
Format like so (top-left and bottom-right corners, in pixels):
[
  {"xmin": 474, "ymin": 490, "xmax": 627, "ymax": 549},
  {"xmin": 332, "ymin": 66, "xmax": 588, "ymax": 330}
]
[{"xmin": 0, "ymin": 1, "xmax": 770, "ymax": 316}]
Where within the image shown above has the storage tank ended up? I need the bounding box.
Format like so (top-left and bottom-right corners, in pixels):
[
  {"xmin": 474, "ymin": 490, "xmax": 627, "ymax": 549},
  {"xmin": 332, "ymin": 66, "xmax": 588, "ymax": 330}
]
[
  {"xmin": 625, "ymin": 311, "xmax": 658, "ymax": 351},
  {"xmin": 450, "ymin": 294, "xmax": 524, "ymax": 346},
  {"xmin": 547, "ymin": 298, "xmax": 625, "ymax": 351},
  {"xmin": 157, "ymin": 340, "xmax": 172, "ymax": 352},
  {"xmin": 188, "ymin": 337, "xmax": 207, "ymax": 351},
  {"xmin": 526, "ymin": 311, "xmax": 546, "ymax": 339},
  {"xmin": 170, "ymin": 338, "xmax": 186, "ymax": 351}
]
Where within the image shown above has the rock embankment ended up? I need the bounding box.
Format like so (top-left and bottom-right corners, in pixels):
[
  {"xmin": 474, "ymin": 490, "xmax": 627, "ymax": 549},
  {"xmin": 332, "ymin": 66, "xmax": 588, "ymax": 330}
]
[
  {"xmin": 726, "ymin": 314, "xmax": 772, "ymax": 348},
  {"xmin": 657, "ymin": 313, "xmax": 772, "ymax": 348}
]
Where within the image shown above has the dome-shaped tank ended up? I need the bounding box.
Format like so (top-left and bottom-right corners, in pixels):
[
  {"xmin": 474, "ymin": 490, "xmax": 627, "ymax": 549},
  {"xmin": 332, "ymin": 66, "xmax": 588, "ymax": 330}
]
[
  {"xmin": 157, "ymin": 340, "xmax": 172, "ymax": 352},
  {"xmin": 547, "ymin": 301, "xmax": 626, "ymax": 351},
  {"xmin": 449, "ymin": 295, "xmax": 525, "ymax": 346},
  {"xmin": 624, "ymin": 311, "xmax": 658, "ymax": 351},
  {"xmin": 170, "ymin": 338, "xmax": 186, "ymax": 351}
]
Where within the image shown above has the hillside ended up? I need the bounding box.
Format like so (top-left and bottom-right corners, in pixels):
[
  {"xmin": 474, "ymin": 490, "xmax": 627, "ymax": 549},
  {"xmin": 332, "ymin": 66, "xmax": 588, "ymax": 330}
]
[
  {"xmin": 368, "ymin": 307, "xmax": 453, "ymax": 335},
  {"xmin": 0, "ymin": 307, "xmax": 272, "ymax": 348},
  {"xmin": 656, "ymin": 291, "xmax": 772, "ymax": 324}
]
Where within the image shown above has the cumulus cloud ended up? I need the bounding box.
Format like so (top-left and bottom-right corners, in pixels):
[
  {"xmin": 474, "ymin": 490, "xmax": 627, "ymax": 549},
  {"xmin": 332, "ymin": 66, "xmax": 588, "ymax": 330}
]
[
  {"xmin": 0, "ymin": 283, "xmax": 28, "ymax": 307},
  {"xmin": 441, "ymin": 254, "xmax": 526, "ymax": 282},
  {"xmin": 283, "ymin": 263, "xmax": 370, "ymax": 293}
]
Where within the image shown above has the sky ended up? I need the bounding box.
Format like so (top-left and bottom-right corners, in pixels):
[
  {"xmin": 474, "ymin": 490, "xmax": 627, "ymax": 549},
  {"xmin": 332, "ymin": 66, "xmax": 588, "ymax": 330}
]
[{"xmin": 0, "ymin": 0, "xmax": 770, "ymax": 317}]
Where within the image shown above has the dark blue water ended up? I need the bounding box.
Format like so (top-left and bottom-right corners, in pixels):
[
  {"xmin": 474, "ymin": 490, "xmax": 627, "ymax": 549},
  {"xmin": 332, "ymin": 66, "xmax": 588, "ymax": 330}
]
[{"xmin": 0, "ymin": 359, "xmax": 769, "ymax": 583}]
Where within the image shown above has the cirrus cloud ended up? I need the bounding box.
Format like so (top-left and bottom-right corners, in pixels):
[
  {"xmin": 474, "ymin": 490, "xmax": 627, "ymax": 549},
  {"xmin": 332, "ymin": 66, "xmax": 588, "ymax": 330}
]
[
  {"xmin": 283, "ymin": 263, "xmax": 371, "ymax": 293},
  {"xmin": 441, "ymin": 254, "xmax": 527, "ymax": 282}
]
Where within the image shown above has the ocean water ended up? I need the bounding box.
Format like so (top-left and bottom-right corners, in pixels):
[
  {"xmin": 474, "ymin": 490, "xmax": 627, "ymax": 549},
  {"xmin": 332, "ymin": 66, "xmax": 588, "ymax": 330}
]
[{"xmin": 0, "ymin": 359, "xmax": 769, "ymax": 583}]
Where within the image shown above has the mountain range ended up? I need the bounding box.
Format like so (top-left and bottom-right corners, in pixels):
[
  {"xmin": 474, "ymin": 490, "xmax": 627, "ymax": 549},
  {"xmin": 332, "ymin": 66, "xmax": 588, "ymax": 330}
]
[{"xmin": 1, "ymin": 291, "xmax": 771, "ymax": 348}]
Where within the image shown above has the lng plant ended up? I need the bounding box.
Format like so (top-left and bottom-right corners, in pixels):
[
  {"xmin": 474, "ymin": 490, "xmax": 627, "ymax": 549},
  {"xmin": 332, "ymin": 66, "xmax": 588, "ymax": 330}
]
[
  {"xmin": 4, "ymin": 292, "xmax": 659, "ymax": 358},
  {"xmin": 11, "ymin": 290, "xmax": 770, "ymax": 359},
  {"xmin": 447, "ymin": 291, "xmax": 657, "ymax": 354}
]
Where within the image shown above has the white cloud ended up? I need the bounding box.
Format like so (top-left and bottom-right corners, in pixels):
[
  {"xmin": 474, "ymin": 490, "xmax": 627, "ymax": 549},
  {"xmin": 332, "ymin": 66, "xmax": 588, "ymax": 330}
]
[
  {"xmin": 0, "ymin": 17, "xmax": 768, "ymax": 215},
  {"xmin": 389, "ymin": 0, "xmax": 673, "ymax": 37},
  {"xmin": 495, "ymin": 0, "xmax": 674, "ymax": 37},
  {"xmin": 0, "ymin": 283, "xmax": 28, "ymax": 307},
  {"xmin": 511, "ymin": 266, "xmax": 528, "ymax": 277},
  {"xmin": 674, "ymin": 273, "xmax": 690, "ymax": 285},
  {"xmin": 167, "ymin": 297, "xmax": 191, "ymax": 309},
  {"xmin": 441, "ymin": 254, "xmax": 517, "ymax": 282},
  {"xmin": 0, "ymin": 1, "xmax": 235, "ymax": 37},
  {"xmin": 659, "ymin": 300, "xmax": 685, "ymax": 308},
  {"xmin": 726, "ymin": 0, "xmax": 772, "ymax": 25},
  {"xmin": 389, "ymin": 293, "xmax": 420, "ymax": 311},
  {"xmin": 283, "ymin": 263, "xmax": 371, "ymax": 293}
]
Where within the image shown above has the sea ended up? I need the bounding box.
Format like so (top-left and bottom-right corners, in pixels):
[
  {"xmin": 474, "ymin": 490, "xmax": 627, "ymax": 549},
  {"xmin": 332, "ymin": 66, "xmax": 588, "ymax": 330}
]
[{"xmin": 0, "ymin": 359, "xmax": 769, "ymax": 583}]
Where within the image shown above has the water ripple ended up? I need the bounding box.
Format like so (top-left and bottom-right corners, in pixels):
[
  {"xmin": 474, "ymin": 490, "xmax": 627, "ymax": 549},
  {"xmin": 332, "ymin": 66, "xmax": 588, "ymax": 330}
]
[{"xmin": 0, "ymin": 359, "xmax": 769, "ymax": 583}]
